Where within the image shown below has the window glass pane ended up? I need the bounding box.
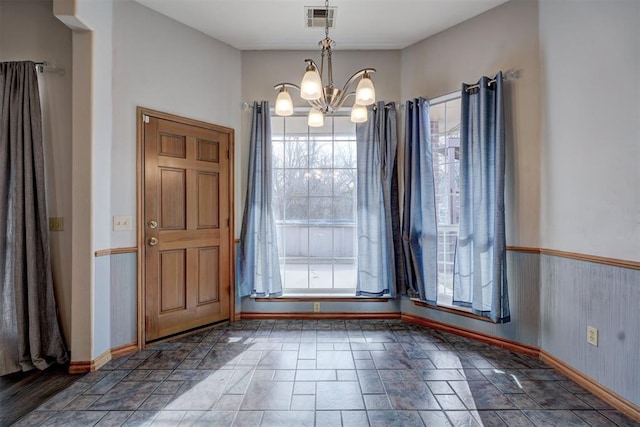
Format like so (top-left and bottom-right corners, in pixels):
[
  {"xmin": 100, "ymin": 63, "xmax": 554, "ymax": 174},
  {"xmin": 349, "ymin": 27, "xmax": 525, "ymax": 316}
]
[
  {"xmin": 272, "ymin": 113, "xmax": 356, "ymax": 292},
  {"xmin": 309, "ymin": 169, "xmax": 333, "ymax": 196},
  {"xmin": 309, "ymin": 138, "xmax": 333, "ymax": 168}
]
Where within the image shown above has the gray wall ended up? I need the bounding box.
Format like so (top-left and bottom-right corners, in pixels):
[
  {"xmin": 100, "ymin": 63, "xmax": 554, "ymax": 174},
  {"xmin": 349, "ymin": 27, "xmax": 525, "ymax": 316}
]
[
  {"xmin": 398, "ymin": 0, "xmax": 542, "ymax": 347},
  {"xmin": 538, "ymin": 0, "xmax": 640, "ymax": 406},
  {"xmin": 0, "ymin": 0, "xmax": 73, "ymax": 345}
]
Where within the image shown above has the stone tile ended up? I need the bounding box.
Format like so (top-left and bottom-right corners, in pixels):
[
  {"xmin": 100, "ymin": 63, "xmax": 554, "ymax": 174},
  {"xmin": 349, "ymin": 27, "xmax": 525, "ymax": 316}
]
[
  {"xmin": 337, "ymin": 369, "xmax": 358, "ymax": 381},
  {"xmin": 368, "ymin": 410, "xmax": 424, "ymax": 427},
  {"xmin": 63, "ymin": 394, "xmax": 102, "ymax": 410},
  {"xmin": 273, "ymin": 370, "xmax": 296, "ymax": 381},
  {"xmin": 370, "ymin": 351, "xmax": 413, "ymax": 370},
  {"xmin": 231, "ymin": 411, "xmax": 263, "ymax": 427},
  {"xmin": 505, "ymin": 393, "xmax": 541, "ymax": 409},
  {"xmin": 138, "ymin": 394, "xmax": 174, "ymax": 410},
  {"xmin": 424, "ymin": 351, "xmax": 463, "ymax": 369},
  {"xmin": 290, "ymin": 394, "xmax": 315, "ymax": 410},
  {"xmin": 223, "ymin": 369, "xmax": 254, "ymax": 395},
  {"xmin": 357, "ymin": 370, "xmax": 384, "ymax": 394},
  {"xmin": 352, "ymin": 350, "xmax": 372, "ymax": 360},
  {"xmin": 95, "ymin": 411, "xmax": 134, "ymax": 426},
  {"xmin": 198, "ymin": 350, "xmax": 242, "ymax": 369},
  {"xmin": 153, "ymin": 381, "xmax": 185, "ymax": 395},
  {"xmin": 293, "ymin": 381, "xmax": 316, "ymax": 395},
  {"xmin": 90, "ymin": 381, "xmax": 160, "ymax": 411},
  {"xmin": 214, "ymin": 395, "xmax": 243, "ymax": 411},
  {"xmin": 314, "ymin": 411, "xmax": 341, "ymax": 427},
  {"xmin": 419, "ymin": 411, "xmax": 452, "ymax": 426},
  {"xmin": 378, "ymin": 369, "xmax": 422, "ymax": 381},
  {"xmin": 137, "ymin": 350, "xmax": 190, "ymax": 370},
  {"xmin": 146, "ymin": 370, "xmax": 172, "ymax": 382},
  {"xmin": 522, "ymin": 410, "xmax": 590, "ymax": 426},
  {"xmin": 495, "ymin": 410, "xmax": 535, "ymax": 426},
  {"xmin": 383, "ymin": 380, "xmax": 440, "ymax": 410},
  {"xmin": 599, "ymin": 410, "xmax": 640, "ymax": 427},
  {"xmin": 419, "ymin": 369, "xmax": 466, "ymax": 381},
  {"xmin": 316, "ymin": 381, "xmax": 364, "ymax": 410},
  {"xmin": 260, "ymin": 410, "xmax": 314, "ymax": 427},
  {"xmin": 355, "ymin": 360, "xmax": 376, "ymax": 370},
  {"xmin": 426, "ymin": 381, "xmax": 454, "ymax": 395},
  {"xmin": 149, "ymin": 410, "xmax": 187, "ymax": 426},
  {"xmin": 41, "ymin": 410, "xmax": 109, "ymax": 426},
  {"xmin": 295, "ymin": 369, "xmax": 336, "ymax": 381},
  {"xmin": 575, "ymin": 393, "xmax": 614, "ymax": 410},
  {"xmin": 449, "ymin": 380, "xmax": 516, "ymax": 410},
  {"xmin": 12, "ymin": 411, "xmax": 57, "ymax": 427},
  {"xmin": 257, "ymin": 351, "xmax": 299, "ymax": 370},
  {"xmin": 317, "ymin": 351, "xmax": 355, "ymax": 370},
  {"xmin": 122, "ymin": 410, "xmax": 158, "ymax": 426},
  {"xmin": 296, "ymin": 359, "xmax": 316, "ymax": 370},
  {"xmin": 435, "ymin": 393, "xmax": 466, "ymax": 410},
  {"xmin": 444, "ymin": 410, "xmax": 482, "ymax": 427},
  {"xmin": 341, "ymin": 410, "xmax": 370, "ymax": 426},
  {"xmin": 573, "ymin": 410, "xmax": 621, "ymax": 426},
  {"xmin": 86, "ymin": 371, "xmax": 131, "ymax": 395},
  {"xmin": 364, "ymin": 394, "xmax": 392, "ymax": 410},
  {"xmin": 298, "ymin": 343, "xmax": 316, "ymax": 360},
  {"xmin": 239, "ymin": 380, "xmax": 294, "ymax": 410},
  {"xmin": 519, "ymin": 369, "xmax": 566, "ymax": 381},
  {"xmin": 165, "ymin": 380, "xmax": 225, "ymax": 411}
]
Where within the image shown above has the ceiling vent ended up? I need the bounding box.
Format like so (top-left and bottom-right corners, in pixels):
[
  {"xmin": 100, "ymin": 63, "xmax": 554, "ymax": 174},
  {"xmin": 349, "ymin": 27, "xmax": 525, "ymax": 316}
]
[{"xmin": 305, "ymin": 6, "xmax": 336, "ymax": 29}]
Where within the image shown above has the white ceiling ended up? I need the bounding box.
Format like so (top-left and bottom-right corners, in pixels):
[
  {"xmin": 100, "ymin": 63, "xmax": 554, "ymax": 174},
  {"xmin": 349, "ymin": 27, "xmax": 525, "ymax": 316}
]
[{"xmin": 132, "ymin": 0, "xmax": 510, "ymax": 50}]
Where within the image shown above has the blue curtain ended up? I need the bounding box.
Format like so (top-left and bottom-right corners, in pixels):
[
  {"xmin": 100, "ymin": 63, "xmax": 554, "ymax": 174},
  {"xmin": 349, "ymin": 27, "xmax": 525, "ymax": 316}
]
[
  {"xmin": 402, "ymin": 98, "xmax": 438, "ymax": 304},
  {"xmin": 453, "ymin": 72, "xmax": 510, "ymax": 323},
  {"xmin": 238, "ymin": 101, "xmax": 282, "ymax": 297},
  {"xmin": 356, "ymin": 102, "xmax": 399, "ymax": 297}
]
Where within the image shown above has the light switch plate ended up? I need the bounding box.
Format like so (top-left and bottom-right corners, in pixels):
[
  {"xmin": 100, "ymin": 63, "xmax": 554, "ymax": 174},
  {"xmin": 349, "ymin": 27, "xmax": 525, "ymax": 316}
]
[
  {"xmin": 49, "ymin": 217, "xmax": 64, "ymax": 232},
  {"xmin": 113, "ymin": 215, "xmax": 132, "ymax": 231}
]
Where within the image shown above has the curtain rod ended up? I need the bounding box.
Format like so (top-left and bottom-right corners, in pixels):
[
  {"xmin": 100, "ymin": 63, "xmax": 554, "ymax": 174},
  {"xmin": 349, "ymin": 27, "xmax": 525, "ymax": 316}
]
[
  {"xmin": 463, "ymin": 69, "xmax": 519, "ymax": 92},
  {"xmin": 34, "ymin": 61, "xmax": 65, "ymax": 74}
]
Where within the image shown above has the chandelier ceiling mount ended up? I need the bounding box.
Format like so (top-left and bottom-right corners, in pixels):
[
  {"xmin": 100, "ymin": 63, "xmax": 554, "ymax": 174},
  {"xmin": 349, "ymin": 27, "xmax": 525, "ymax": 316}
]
[{"xmin": 274, "ymin": 0, "xmax": 376, "ymax": 127}]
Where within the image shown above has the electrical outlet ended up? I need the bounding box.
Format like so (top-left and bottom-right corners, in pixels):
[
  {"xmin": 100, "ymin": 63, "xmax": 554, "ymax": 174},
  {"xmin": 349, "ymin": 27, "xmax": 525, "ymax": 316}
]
[
  {"xmin": 313, "ymin": 302, "xmax": 320, "ymax": 312},
  {"xmin": 49, "ymin": 217, "xmax": 64, "ymax": 232},
  {"xmin": 113, "ymin": 215, "xmax": 132, "ymax": 231},
  {"xmin": 587, "ymin": 325, "xmax": 598, "ymax": 347}
]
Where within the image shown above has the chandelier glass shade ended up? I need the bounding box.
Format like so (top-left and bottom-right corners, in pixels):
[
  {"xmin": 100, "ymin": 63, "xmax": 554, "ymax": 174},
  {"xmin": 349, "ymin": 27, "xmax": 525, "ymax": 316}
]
[{"xmin": 273, "ymin": 0, "xmax": 376, "ymax": 127}]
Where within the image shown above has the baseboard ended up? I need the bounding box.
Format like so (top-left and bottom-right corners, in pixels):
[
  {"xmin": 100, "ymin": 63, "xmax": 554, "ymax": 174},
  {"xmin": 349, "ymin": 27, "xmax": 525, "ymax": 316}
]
[
  {"xmin": 540, "ymin": 350, "xmax": 640, "ymax": 422},
  {"xmin": 69, "ymin": 348, "xmax": 111, "ymax": 374},
  {"xmin": 240, "ymin": 312, "xmax": 401, "ymax": 320},
  {"xmin": 401, "ymin": 313, "xmax": 540, "ymax": 357},
  {"xmin": 68, "ymin": 342, "xmax": 138, "ymax": 374},
  {"xmin": 110, "ymin": 342, "xmax": 139, "ymax": 359}
]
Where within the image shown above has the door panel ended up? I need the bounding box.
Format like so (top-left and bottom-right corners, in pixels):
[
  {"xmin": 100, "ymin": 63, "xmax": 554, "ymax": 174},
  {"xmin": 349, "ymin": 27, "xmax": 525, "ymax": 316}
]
[{"xmin": 144, "ymin": 115, "xmax": 231, "ymax": 342}]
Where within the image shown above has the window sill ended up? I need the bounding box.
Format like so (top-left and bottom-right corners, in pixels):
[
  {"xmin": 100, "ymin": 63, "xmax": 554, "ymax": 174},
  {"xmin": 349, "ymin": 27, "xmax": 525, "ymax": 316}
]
[
  {"xmin": 255, "ymin": 294, "xmax": 390, "ymax": 303},
  {"xmin": 410, "ymin": 298, "xmax": 494, "ymax": 323}
]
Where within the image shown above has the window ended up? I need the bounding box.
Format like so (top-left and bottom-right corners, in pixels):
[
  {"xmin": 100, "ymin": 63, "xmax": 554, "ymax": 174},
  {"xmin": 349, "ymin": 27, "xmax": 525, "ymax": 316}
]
[
  {"xmin": 430, "ymin": 94, "xmax": 461, "ymax": 306},
  {"xmin": 271, "ymin": 114, "xmax": 357, "ymax": 294}
]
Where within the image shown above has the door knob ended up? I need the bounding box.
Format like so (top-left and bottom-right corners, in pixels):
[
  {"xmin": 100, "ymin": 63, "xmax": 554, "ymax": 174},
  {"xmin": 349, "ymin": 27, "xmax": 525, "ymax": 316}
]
[
  {"xmin": 148, "ymin": 237, "xmax": 158, "ymax": 246},
  {"xmin": 148, "ymin": 220, "xmax": 158, "ymax": 229}
]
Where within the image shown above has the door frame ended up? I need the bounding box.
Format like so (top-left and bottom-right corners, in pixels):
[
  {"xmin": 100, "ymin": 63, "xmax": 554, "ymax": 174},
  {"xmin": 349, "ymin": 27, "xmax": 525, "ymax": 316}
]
[{"xmin": 136, "ymin": 107, "xmax": 235, "ymax": 348}]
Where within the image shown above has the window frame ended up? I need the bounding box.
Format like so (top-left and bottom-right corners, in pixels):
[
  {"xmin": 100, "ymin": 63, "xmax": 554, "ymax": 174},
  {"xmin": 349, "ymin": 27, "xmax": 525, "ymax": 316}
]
[{"xmin": 270, "ymin": 110, "xmax": 358, "ymax": 296}]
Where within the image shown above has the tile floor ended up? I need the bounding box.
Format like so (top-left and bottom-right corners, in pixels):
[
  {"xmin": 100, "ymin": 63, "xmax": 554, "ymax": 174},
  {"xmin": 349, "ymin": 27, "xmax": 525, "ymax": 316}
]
[{"xmin": 14, "ymin": 320, "xmax": 640, "ymax": 426}]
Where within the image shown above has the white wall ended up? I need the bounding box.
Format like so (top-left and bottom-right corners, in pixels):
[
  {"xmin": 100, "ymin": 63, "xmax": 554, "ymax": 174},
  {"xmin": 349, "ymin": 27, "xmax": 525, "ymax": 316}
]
[
  {"xmin": 539, "ymin": 0, "xmax": 640, "ymax": 262},
  {"xmin": 112, "ymin": 0, "xmax": 242, "ymax": 248},
  {"xmin": 0, "ymin": 0, "xmax": 73, "ymax": 346},
  {"xmin": 401, "ymin": 0, "xmax": 541, "ymax": 249}
]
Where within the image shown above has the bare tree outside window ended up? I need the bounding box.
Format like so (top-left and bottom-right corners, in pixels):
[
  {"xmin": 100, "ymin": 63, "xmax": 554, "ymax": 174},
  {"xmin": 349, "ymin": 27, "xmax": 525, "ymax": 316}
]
[{"xmin": 271, "ymin": 115, "xmax": 357, "ymax": 292}]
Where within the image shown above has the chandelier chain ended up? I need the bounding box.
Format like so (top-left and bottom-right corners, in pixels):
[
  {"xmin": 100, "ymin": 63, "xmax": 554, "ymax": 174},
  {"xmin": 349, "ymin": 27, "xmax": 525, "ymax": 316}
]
[{"xmin": 325, "ymin": 0, "xmax": 329, "ymax": 39}]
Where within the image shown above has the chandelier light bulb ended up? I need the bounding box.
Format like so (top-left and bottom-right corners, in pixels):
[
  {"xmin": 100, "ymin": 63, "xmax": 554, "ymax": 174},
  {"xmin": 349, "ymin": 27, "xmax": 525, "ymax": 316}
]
[
  {"xmin": 350, "ymin": 103, "xmax": 368, "ymax": 123},
  {"xmin": 300, "ymin": 66, "xmax": 323, "ymax": 101},
  {"xmin": 308, "ymin": 108, "xmax": 324, "ymax": 127},
  {"xmin": 355, "ymin": 74, "xmax": 376, "ymax": 106},
  {"xmin": 275, "ymin": 87, "xmax": 294, "ymax": 116}
]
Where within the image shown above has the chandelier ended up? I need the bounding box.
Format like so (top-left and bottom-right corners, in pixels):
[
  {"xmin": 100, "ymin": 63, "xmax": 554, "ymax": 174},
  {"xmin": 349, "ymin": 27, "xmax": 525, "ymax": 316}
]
[{"xmin": 273, "ymin": 0, "xmax": 376, "ymax": 127}]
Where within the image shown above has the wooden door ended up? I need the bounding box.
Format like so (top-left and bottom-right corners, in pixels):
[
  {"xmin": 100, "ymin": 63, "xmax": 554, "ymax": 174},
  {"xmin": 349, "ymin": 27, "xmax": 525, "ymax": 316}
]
[{"xmin": 142, "ymin": 111, "xmax": 232, "ymax": 342}]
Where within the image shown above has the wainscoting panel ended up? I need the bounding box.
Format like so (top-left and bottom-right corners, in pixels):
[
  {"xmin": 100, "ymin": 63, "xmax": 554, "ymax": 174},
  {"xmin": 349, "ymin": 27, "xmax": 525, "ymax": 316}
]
[
  {"xmin": 400, "ymin": 250, "xmax": 541, "ymax": 347},
  {"xmin": 94, "ymin": 256, "xmax": 111, "ymax": 359},
  {"xmin": 540, "ymin": 254, "xmax": 640, "ymax": 406},
  {"xmin": 110, "ymin": 252, "xmax": 138, "ymax": 348}
]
